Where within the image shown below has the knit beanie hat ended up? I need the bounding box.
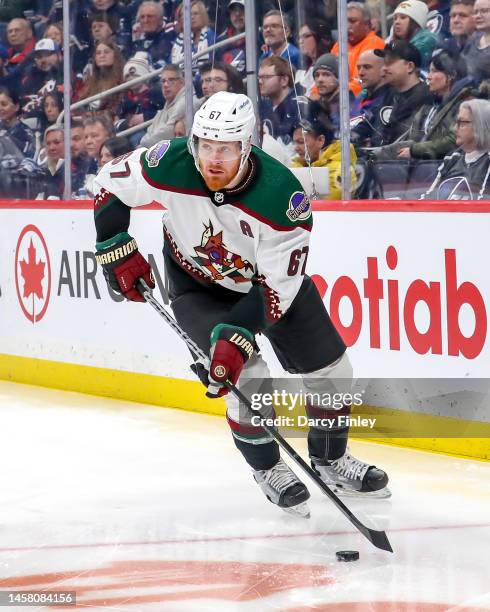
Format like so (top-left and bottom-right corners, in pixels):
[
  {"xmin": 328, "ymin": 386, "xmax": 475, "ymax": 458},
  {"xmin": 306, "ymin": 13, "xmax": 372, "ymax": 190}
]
[
  {"xmin": 393, "ymin": 0, "xmax": 429, "ymax": 29},
  {"xmin": 123, "ymin": 52, "xmax": 151, "ymax": 80},
  {"xmin": 313, "ymin": 53, "xmax": 339, "ymax": 78}
]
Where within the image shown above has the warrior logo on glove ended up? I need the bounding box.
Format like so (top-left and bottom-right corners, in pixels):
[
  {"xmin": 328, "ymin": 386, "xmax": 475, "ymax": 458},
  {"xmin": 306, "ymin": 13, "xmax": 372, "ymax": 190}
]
[{"xmin": 95, "ymin": 232, "xmax": 155, "ymax": 302}]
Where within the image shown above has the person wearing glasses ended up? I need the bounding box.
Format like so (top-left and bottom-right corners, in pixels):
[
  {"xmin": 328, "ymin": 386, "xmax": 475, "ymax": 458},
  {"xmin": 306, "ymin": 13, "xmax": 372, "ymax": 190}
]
[
  {"xmin": 461, "ymin": 0, "xmax": 490, "ymax": 82},
  {"xmin": 295, "ymin": 18, "xmax": 332, "ymax": 99},
  {"xmin": 422, "ymin": 99, "xmax": 490, "ymax": 199},
  {"xmin": 140, "ymin": 64, "xmax": 186, "ymax": 148},
  {"xmin": 258, "ymin": 55, "xmax": 300, "ymax": 156},
  {"xmin": 259, "ymin": 10, "xmax": 300, "ymax": 69}
]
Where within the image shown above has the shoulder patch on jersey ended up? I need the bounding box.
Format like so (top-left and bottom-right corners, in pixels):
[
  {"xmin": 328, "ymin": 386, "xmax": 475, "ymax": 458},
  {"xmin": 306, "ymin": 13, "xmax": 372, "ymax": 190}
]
[
  {"xmin": 286, "ymin": 191, "xmax": 311, "ymax": 222},
  {"xmin": 145, "ymin": 140, "xmax": 171, "ymax": 167}
]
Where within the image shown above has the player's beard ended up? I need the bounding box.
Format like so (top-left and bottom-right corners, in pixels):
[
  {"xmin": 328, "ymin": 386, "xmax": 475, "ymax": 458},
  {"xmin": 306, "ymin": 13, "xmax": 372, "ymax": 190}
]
[{"xmin": 200, "ymin": 158, "xmax": 241, "ymax": 191}]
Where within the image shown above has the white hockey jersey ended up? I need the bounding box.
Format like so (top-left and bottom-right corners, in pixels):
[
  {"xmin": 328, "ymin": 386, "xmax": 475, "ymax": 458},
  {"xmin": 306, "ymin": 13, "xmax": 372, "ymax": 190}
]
[{"xmin": 94, "ymin": 137, "xmax": 313, "ymax": 332}]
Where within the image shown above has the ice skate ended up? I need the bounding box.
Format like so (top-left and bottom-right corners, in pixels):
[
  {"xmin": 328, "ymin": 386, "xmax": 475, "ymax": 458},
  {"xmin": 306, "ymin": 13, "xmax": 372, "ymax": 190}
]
[
  {"xmin": 311, "ymin": 449, "xmax": 391, "ymax": 498},
  {"xmin": 253, "ymin": 458, "xmax": 311, "ymax": 518}
]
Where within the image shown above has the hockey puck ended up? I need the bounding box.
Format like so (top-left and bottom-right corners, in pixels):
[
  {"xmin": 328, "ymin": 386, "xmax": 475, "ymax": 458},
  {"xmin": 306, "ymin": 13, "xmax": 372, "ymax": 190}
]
[{"xmin": 336, "ymin": 550, "xmax": 359, "ymax": 562}]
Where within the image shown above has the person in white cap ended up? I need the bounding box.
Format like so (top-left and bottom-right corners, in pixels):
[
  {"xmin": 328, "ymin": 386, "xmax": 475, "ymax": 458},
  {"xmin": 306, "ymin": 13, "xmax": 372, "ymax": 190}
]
[
  {"xmin": 93, "ymin": 91, "xmax": 391, "ymax": 519},
  {"xmin": 115, "ymin": 52, "xmax": 162, "ymax": 141},
  {"xmin": 391, "ymin": 0, "xmax": 439, "ymax": 68},
  {"xmin": 19, "ymin": 38, "xmax": 63, "ymax": 109}
]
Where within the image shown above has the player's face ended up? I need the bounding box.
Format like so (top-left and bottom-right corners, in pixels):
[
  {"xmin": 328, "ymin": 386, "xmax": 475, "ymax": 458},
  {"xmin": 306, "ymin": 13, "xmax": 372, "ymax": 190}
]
[{"xmin": 198, "ymin": 138, "xmax": 242, "ymax": 191}]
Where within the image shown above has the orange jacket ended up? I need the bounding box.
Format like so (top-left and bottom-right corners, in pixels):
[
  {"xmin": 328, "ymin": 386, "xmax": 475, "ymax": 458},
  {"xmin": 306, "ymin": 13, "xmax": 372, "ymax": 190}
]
[{"xmin": 331, "ymin": 31, "xmax": 385, "ymax": 97}]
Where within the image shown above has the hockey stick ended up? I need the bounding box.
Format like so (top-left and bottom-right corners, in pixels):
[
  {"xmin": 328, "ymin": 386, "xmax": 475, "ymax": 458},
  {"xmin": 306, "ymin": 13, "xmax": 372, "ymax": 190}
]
[{"xmin": 136, "ymin": 280, "xmax": 393, "ymax": 553}]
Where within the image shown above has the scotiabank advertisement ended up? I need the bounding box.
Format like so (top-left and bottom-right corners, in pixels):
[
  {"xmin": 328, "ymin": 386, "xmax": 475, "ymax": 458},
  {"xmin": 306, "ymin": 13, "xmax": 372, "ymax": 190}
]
[{"xmin": 1, "ymin": 202, "xmax": 489, "ymax": 380}]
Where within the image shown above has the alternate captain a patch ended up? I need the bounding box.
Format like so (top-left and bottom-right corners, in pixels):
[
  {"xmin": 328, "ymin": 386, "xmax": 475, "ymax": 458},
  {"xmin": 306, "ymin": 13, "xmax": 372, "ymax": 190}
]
[
  {"xmin": 193, "ymin": 221, "xmax": 253, "ymax": 283},
  {"xmin": 145, "ymin": 140, "xmax": 171, "ymax": 167},
  {"xmin": 286, "ymin": 191, "xmax": 311, "ymax": 222}
]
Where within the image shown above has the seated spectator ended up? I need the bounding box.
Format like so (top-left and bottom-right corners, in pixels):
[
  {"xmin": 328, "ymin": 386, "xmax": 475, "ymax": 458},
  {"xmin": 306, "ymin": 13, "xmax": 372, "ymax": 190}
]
[
  {"xmin": 29, "ymin": 90, "xmax": 63, "ymax": 137},
  {"xmin": 351, "ymin": 50, "xmax": 394, "ymax": 147},
  {"xmin": 6, "ymin": 18, "xmax": 35, "ymax": 74},
  {"xmin": 77, "ymin": 40, "xmax": 124, "ymax": 115},
  {"xmin": 216, "ymin": 0, "xmax": 246, "ymax": 77},
  {"xmin": 44, "ymin": 22, "xmax": 63, "ymax": 47},
  {"xmin": 89, "ymin": 11, "xmax": 120, "ymax": 47},
  {"xmin": 83, "ymin": 112, "xmax": 116, "ymax": 166},
  {"xmin": 132, "ymin": 1, "xmax": 174, "ymax": 69},
  {"xmin": 309, "ymin": 53, "xmax": 358, "ymax": 135},
  {"xmin": 205, "ymin": 60, "xmax": 245, "ymax": 95},
  {"xmin": 20, "ymin": 38, "xmax": 63, "ymax": 112},
  {"xmin": 443, "ymin": 0, "xmax": 476, "ymax": 58},
  {"xmin": 259, "ymin": 56, "xmax": 300, "ymax": 150},
  {"xmin": 0, "ymin": 86, "xmax": 35, "ymax": 158},
  {"xmin": 295, "ymin": 18, "xmax": 332, "ymax": 98},
  {"xmin": 422, "ymin": 98, "xmax": 490, "ymax": 199},
  {"xmin": 330, "ymin": 2, "xmax": 384, "ymax": 96},
  {"xmin": 171, "ymin": 1, "xmax": 215, "ymax": 71},
  {"xmin": 291, "ymin": 118, "xmax": 357, "ymax": 199},
  {"xmin": 71, "ymin": 118, "xmax": 97, "ymax": 195},
  {"xmin": 38, "ymin": 124, "xmax": 65, "ymax": 198},
  {"xmin": 385, "ymin": 50, "xmax": 473, "ymax": 160},
  {"xmin": 373, "ymin": 41, "xmax": 432, "ymax": 145},
  {"xmin": 463, "ymin": 0, "xmax": 490, "ymax": 82},
  {"xmin": 116, "ymin": 52, "xmax": 162, "ymax": 144},
  {"xmin": 99, "ymin": 135, "xmax": 133, "ymax": 165},
  {"xmin": 390, "ymin": 0, "xmax": 439, "ymax": 69},
  {"xmin": 174, "ymin": 118, "xmax": 187, "ymax": 136},
  {"xmin": 259, "ymin": 10, "xmax": 300, "ymax": 69},
  {"xmin": 140, "ymin": 63, "xmax": 186, "ymax": 147}
]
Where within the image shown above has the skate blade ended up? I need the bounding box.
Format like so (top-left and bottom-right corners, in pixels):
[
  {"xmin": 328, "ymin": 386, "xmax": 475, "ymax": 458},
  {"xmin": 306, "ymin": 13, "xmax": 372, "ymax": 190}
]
[
  {"xmin": 332, "ymin": 486, "xmax": 392, "ymax": 499},
  {"xmin": 282, "ymin": 501, "xmax": 311, "ymax": 518}
]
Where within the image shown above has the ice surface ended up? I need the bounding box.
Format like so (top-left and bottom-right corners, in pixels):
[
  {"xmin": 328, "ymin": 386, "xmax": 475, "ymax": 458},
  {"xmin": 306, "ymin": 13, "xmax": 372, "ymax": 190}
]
[{"xmin": 0, "ymin": 381, "xmax": 488, "ymax": 611}]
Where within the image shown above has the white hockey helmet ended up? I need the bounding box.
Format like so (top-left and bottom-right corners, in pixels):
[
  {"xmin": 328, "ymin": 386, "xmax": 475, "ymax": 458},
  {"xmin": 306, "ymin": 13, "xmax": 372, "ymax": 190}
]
[{"xmin": 189, "ymin": 91, "xmax": 256, "ymax": 174}]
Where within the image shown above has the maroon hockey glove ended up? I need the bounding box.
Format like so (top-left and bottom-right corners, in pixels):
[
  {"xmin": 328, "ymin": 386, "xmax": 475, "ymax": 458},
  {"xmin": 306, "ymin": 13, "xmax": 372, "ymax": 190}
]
[
  {"xmin": 95, "ymin": 232, "xmax": 155, "ymax": 302},
  {"xmin": 207, "ymin": 324, "xmax": 255, "ymax": 398}
]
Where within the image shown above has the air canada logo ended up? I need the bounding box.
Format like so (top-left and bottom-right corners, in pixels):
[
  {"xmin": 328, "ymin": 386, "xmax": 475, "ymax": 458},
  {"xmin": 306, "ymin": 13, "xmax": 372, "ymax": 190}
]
[{"xmin": 15, "ymin": 225, "xmax": 51, "ymax": 323}]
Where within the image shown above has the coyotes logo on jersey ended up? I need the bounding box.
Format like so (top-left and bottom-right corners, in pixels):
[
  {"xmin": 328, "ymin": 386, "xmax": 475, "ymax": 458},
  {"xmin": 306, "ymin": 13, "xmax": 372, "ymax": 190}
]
[{"xmin": 193, "ymin": 221, "xmax": 253, "ymax": 283}]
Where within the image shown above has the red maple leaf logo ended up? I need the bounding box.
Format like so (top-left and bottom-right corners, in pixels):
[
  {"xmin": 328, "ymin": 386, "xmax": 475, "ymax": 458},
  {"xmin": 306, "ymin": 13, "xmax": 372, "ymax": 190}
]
[{"xmin": 19, "ymin": 239, "xmax": 45, "ymax": 300}]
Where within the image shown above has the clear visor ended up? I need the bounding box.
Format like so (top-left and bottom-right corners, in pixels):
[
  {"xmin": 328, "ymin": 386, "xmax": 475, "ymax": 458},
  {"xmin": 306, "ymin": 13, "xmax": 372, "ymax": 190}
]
[{"xmin": 197, "ymin": 139, "xmax": 242, "ymax": 162}]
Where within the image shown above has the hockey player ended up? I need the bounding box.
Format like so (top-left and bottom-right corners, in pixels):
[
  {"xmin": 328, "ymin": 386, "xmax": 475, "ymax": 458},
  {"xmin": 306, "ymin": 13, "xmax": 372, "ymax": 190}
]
[{"xmin": 93, "ymin": 91, "xmax": 390, "ymax": 517}]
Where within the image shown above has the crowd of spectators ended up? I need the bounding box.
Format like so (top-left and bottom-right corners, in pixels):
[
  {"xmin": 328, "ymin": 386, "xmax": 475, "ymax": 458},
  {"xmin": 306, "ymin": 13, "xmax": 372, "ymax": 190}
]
[{"xmin": 0, "ymin": 0, "xmax": 489, "ymax": 200}]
